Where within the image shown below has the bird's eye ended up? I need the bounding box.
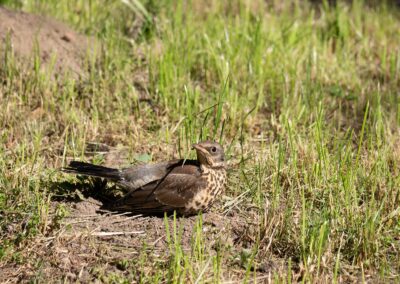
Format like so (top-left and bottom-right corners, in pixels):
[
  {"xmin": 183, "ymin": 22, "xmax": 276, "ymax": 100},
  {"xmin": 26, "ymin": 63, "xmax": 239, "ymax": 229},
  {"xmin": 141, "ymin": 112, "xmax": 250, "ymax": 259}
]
[{"xmin": 211, "ymin": 147, "xmax": 217, "ymax": 153}]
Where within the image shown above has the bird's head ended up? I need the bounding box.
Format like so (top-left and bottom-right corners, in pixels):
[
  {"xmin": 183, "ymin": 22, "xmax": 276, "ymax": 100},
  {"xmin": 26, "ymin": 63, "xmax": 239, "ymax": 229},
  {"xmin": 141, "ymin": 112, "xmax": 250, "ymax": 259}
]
[{"xmin": 192, "ymin": 141, "xmax": 225, "ymax": 168}]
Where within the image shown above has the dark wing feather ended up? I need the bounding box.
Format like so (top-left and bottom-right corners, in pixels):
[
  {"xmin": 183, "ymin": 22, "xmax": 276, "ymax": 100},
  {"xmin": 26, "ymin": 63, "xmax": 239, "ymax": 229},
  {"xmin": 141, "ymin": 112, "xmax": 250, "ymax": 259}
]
[
  {"xmin": 154, "ymin": 170, "xmax": 202, "ymax": 206},
  {"xmin": 118, "ymin": 161, "xmax": 172, "ymax": 190},
  {"xmin": 110, "ymin": 163, "xmax": 204, "ymax": 214},
  {"xmin": 61, "ymin": 161, "xmax": 121, "ymax": 180},
  {"xmin": 117, "ymin": 159, "xmax": 199, "ymax": 190}
]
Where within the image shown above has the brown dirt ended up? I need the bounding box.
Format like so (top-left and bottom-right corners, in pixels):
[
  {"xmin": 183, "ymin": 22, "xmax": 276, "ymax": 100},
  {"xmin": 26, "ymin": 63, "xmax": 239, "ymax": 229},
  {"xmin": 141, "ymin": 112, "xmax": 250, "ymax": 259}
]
[
  {"xmin": 0, "ymin": 6, "xmax": 94, "ymax": 78},
  {"xmin": 0, "ymin": 197, "xmax": 284, "ymax": 283},
  {"xmin": 0, "ymin": 144, "xmax": 286, "ymax": 282}
]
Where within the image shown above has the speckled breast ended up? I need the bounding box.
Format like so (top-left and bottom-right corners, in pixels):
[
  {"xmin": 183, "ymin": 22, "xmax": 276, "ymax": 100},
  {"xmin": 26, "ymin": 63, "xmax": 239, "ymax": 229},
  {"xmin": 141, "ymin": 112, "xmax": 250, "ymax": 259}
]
[{"xmin": 185, "ymin": 167, "xmax": 227, "ymax": 214}]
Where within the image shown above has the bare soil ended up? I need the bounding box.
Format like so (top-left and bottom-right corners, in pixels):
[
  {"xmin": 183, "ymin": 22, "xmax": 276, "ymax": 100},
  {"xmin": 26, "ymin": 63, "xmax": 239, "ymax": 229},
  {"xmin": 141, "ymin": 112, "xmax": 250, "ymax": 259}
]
[
  {"xmin": 1, "ymin": 198, "xmax": 282, "ymax": 282},
  {"xmin": 0, "ymin": 6, "xmax": 94, "ymax": 78}
]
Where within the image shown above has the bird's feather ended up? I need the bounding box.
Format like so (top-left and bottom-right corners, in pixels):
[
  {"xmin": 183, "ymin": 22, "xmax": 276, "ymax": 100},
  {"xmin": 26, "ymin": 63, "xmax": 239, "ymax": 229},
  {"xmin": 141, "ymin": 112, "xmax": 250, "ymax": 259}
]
[
  {"xmin": 61, "ymin": 141, "xmax": 226, "ymax": 216},
  {"xmin": 110, "ymin": 164, "xmax": 204, "ymax": 212},
  {"xmin": 117, "ymin": 159, "xmax": 199, "ymax": 191},
  {"xmin": 61, "ymin": 161, "xmax": 121, "ymax": 180}
]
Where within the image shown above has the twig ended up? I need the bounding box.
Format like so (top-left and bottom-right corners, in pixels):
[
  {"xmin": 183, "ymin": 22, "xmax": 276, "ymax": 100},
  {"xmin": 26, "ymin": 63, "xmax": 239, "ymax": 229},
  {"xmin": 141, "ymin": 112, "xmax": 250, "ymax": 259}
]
[{"xmin": 90, "ymin": 231, "xmax": 145, "ymax": 237}]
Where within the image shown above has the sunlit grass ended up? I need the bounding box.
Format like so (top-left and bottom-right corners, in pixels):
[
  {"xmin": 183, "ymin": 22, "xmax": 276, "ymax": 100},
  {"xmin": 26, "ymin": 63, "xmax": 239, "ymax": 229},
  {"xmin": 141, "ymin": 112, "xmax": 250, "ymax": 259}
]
[{"xmin": 1, "ymin": 0, "xmax": 400, "ymax": 282}]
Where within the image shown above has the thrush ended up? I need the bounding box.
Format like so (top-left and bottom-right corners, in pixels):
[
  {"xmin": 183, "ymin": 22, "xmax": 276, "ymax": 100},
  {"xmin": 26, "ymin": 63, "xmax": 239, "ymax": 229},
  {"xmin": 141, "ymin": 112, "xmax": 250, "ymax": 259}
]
[{"xmin": 61, "ymin": 141, "xmax": 227, "ymax": 216}]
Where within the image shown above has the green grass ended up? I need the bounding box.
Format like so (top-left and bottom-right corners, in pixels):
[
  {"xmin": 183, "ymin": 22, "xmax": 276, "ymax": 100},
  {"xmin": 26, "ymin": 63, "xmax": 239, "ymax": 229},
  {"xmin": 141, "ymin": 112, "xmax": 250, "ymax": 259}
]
[{"xmin": 1, "ymin": 0, "xmax": 400, "ymax": 282}]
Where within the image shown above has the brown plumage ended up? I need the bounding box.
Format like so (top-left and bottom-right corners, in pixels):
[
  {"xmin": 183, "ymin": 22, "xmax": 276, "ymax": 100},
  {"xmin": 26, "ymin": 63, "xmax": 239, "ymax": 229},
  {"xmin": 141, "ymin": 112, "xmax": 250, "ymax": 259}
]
[{"xmin": 61, "ymin": 141, "xmax": 227, "ymax": 215}]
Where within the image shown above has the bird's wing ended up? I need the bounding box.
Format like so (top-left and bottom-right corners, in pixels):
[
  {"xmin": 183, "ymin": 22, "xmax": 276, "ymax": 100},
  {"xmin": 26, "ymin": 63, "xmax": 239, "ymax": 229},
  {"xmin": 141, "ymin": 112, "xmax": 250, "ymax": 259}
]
[
  {"xmin": 118, "ymin": 159, "xmax": 199, "ymax": 190},
  {"xmin": 154, "ymin": 165, "xmax": 205, "ymax": 207},
  {"xmin": 110, "ymin": 164, "xmax": 204, "ymax": 213},
  {"xmin": 118, "ymin": 161, "xmax": 172, "ymax": 190}
]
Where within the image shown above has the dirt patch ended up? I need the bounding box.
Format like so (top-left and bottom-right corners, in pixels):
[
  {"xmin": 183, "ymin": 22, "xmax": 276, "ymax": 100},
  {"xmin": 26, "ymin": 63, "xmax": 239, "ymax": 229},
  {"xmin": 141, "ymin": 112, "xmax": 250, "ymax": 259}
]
[
  {"xmin": 1, "ymin": 198, "xmax": 284, "ymax": 282},
  {"xmin": 0, "ymin": 6, "xmax": 94, "ymax": 78}
]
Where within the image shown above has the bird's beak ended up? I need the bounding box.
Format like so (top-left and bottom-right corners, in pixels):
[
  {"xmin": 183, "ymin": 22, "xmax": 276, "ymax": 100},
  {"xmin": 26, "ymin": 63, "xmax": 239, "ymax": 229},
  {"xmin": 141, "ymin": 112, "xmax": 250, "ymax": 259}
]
[
  {"xmin": 192, "ymin": 143, "xmax": 213, "ymax": 165},
  {"xmin": 192, "ymin": 143, "xmax": 207, "ymax": 153}
]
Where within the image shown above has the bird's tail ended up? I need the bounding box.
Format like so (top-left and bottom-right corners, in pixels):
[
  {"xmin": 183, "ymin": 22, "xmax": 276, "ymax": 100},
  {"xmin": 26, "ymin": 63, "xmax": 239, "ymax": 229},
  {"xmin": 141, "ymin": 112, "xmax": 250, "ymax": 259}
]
[{"xmin": 61, "ymin": 161, "xmax": 121, "ymax": 180}]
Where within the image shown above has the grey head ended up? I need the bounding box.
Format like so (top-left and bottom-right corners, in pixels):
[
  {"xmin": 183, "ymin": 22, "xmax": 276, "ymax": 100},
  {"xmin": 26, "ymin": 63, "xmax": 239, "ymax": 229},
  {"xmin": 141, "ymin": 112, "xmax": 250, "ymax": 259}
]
[{"xmin": 192, "ymin": 141, "xmax": 225, "ymax": 168}]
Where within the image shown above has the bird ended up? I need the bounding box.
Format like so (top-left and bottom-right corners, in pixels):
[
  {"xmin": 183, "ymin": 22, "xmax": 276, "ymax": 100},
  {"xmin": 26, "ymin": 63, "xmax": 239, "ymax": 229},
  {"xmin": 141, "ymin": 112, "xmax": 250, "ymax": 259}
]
[{"xmin": 61, "ymin": 141, "xmax": 227, "ymax": 216}]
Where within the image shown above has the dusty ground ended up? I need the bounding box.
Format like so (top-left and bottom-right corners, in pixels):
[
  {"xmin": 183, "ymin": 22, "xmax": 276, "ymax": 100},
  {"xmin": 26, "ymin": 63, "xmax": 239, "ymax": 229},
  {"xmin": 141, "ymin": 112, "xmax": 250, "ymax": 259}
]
[
  {"xmin": 0, "ymin": 6, "xmax": 93, "ymax": 78},
  {"xmin": 1, "ymin": 143, "xmax": 281, "ymax": 282},
  {"xmin": 1, "ymin": 197, "xmax": 281, "ymax": 282}
]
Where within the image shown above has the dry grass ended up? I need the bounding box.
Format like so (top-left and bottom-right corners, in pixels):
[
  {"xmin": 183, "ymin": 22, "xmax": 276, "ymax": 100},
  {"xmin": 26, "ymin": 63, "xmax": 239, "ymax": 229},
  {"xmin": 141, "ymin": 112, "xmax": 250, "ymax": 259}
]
[{"xmin": 1, "ymin": 0, "xmax": 400, "ymax": 282}]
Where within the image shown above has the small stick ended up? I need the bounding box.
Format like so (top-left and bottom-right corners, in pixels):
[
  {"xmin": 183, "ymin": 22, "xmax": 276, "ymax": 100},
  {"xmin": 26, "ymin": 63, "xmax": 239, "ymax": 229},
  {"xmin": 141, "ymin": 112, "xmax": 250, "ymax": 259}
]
[{"xmin": 90, "ymin": 231, "xmax": 145, "ymax": 237}]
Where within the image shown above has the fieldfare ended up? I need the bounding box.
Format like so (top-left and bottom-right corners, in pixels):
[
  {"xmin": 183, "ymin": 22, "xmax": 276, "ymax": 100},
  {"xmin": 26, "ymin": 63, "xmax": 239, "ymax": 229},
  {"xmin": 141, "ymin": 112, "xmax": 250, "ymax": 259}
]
[{"xmin": 62, "ymin": 141, "xmax": 227, "ymax": 215}]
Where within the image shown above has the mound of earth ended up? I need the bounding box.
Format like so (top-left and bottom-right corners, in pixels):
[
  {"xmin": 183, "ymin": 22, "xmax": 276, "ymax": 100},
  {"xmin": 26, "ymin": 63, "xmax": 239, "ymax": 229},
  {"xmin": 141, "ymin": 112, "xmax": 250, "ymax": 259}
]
[{"xmin": 0, "ymin": 6, "xmax": 94, "ymax": 78}]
